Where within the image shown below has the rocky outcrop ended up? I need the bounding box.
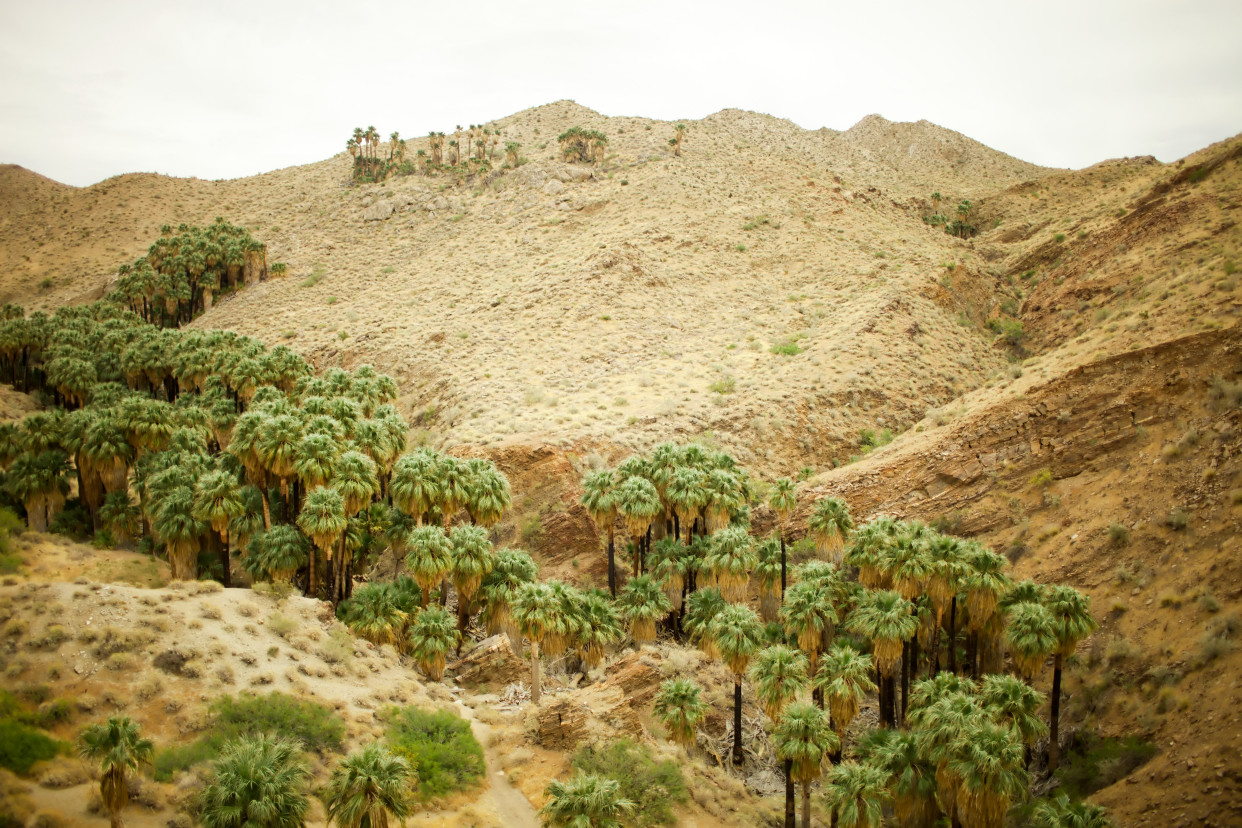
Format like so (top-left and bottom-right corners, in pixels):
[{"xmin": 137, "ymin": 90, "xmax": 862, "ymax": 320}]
[
  {"xmin": 602, "ymin": 651, "xmax": 663, "ymax": 708},
  {"xmin": 536, "ymin": 684, "xmax": 645, "ymax": 751},
  {"xmin": 448, "ymin": 634, "xmax": 526, "ymax": 689}
]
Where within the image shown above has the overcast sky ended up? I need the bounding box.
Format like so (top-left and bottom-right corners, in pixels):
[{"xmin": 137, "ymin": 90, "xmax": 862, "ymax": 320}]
[{"xmin": 1, "ymin": 0, "xmax": 1240, "ymax": 187}]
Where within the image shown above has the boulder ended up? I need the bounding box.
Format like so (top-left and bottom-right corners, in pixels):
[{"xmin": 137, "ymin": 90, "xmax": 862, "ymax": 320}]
[
  {"xmin": 447, "ymin": 634, "xmax": 525, "ymax": 688},
  {"xmin": 542, "ymin": 179, "xmax": 565, "ymax": 196},
  {"xmin": 362, "ymin": 200, "xmax": 394, "ymax": 221}
]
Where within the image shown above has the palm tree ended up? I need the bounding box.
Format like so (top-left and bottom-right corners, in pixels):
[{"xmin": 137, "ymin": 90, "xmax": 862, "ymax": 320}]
[
  {"xmin": 669, "ymin": 123, "xmax": 688, "ymax": 157},
  {"xmin": 580, "ymin": 470, "xmax": 618, "ymax": 595},
  {"xmin": 822, "ymin": 762, "xmax": 890, "ymax": 828},
  {"xmin": 1045, "ymin": 585, "xmax": 1097, "ymax": 769},
  {"xmin": 297, "ymin": 486, "xmax": 347, "ymax": 600},
  {"xmin": 512, "ymin": 581, "xmax": 558, "ymax": 704},
  {"xmin": 192, "ymin": 469, "xmax": 244, "ymax": 588},
  {"xmin": 979, "ymin": 673, "xmax": 1047, "ymax": 758},
  {"xmin": 407, "ymin": 606, "xmax": 458, "ymax": 681},
  {"xmin": 151, "ymin": 485, "xmax": 206, "ymax": 581},
  {"xmin": 752, "ymin": 643, "xmax": 810, "ymax": 827},
  {"xmin": 781, "ymin": 579, "xmax": 839, "ymax": 698},
  {"xmin": 704, "ymin": 525, "xmax": 757, "ymax": 602},
  {"xmin": 322, "ymin": 742, "xmax": 414, "ymax": 828},
  {"xmin": 340, "ymin": 583, "xmax": 410, "ymax": 649},
  {"xmin": 575, "ymin": 589, "xmax": 624, "ymax": 668},
  {"xmin": 478, "ymin": 547, "xmax": 538, "ymax": 653},
  {"xmin": 750, "ymin": 644, "xmax": 810, "ymax": 721},
  {"xmin": 404, "ymin": 525, "xmax": 453, "ymax": 609},
  {"xmin": 79, "ymin": 717, "xmax": 154, "ymax": 828},
  {"xmin": 949, "ymin": 719, "xmax": 1028, "ymax": 828},
  {"xmin": 769, "ymin": 478, "xmax": 796, "ymax": 595},
  {"xmin": 244, "ymin": 524, "xmax": 307, "ymax": 584},
  {"xmin": 616, "ymin": 474, "xmax": 661, "ymax": 576},
  {"xmin": 808, "ymin": 496, "xmax": 853, "ymax": 563},
  {"xmin": 449, "ymin": 524, "xmax": 495, "ymax": 647},
  {"xmin": 910, "ymin": 689, "xmax": 983, "ymax": 825},
  {"xmin": 1032, "ymin": 792, "xmax": 1113, "ymax": 828},
  {"xmin": 653, "ymin": 678, "xmax": 708, "ymax": 749},
  {"xmin": 712, "ymin": 603, "xmax": 762, "ymax": 765},
  {"xmin": 860, "ymin": 728, "xmax": 941, "ymax": 828},
  {"xmin": 684, "ymin": 587, "xmax": 726, "ymax": 659},
  {"xmin": 815, "ymin": 644, "xmax": 877, "ymax": 741},
  {"xmin": 1004, "ymin": 600, "xmax": 1057, "ymax": 682},
  {"xmin": 774, "ymin": 702, "xmax": 839, "ymax": 828},
  {"xmin": 667, "ymin": 465, "xmax": 707, "ymax": 545},
  {"xmin": 617, "ymin": 574, "xmax": 672, "ymax": 644},
  {"xmin": 753, "ymin": 536, "xmax": 783, "ymax": 622},
  {"xmin": 198, "ymin": 733, "xmax": 310, "ymax": 828},
  {"xmin": 847, "ymin": 590, "xmax": 918, "ymax": 726},
  {"xmin": 390, "ymin": 449, "xmax": 443, "ymax": 526},
  {"xmin": 540, "ymin": 773, "xmax": 633, "ymax": 828}
]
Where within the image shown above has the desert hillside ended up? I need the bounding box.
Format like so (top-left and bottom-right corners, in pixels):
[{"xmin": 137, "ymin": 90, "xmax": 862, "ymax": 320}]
[{"xmin": 0, "ymin": 100, "xmax": 1240, "ymax": 827}]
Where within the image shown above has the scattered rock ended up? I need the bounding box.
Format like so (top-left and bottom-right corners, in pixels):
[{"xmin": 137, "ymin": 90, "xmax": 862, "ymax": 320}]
[
  {"xmin": 543, "ymin": 179, "xmax": 565, "ymax": 196},
  {"xmin": 363, "ymin": 200, "xmax": 395, "ymax": 221}
]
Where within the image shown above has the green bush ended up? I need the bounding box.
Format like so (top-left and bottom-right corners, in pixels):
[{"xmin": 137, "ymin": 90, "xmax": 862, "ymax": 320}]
[
  {"xmin": 1055, "ymin": 731, "xmax": 1155, "ymax": 797},
  {"xmin": 154, "ymin": 692, "xmax": 344, "ymax": 781},
  {"xmin": 381, "ymin": 706, "xmax": 485, "ymax": 801},
  {"xmin": 571, "ymin": 739, "xmax": 687, "ymax": 826},
  {"xmin": 0, "ymin": 720, "xmax": 64, "ymax": 774}
]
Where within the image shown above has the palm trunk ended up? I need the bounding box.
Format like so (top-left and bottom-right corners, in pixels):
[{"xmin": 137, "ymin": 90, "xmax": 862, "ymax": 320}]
[
  {"xmin": 439, "ymin": 577, "xmax": 448, "ymax": 607},
  {"xmin": 607, "ymin": 528, "xmax": 616, "ymax": 598},
  {"xmin": 217, "ymin": 531, "xmax": 231, "ymax": 588},
  {"xmin": 530, "ymin": 640, "xmax": 542, "ymax": 705},
  {"xmin": 948, "ymin": 597, "xmax": 957, "ymax": 673},
  {"xmin": 784, "ymin": 759, "xmax": 796, "ymax": 828},
  {"xmin": 732, "ymin": 675, "xmax": 744, "ymax": 766},
  {"xmin": 261, "ymin": 488, "xmax": 272, "ymax": 531},
  {"xmin": 456, "ymin": 594, "xmax": 470, "ymax": 656},
  {"xmin": 1049, "ymin": 653, "xmax": 1063, "ymax": 770},
  {"xmin": 901, "ymin": 641, "xmax": 909, "ymax": 725},
  {"xmin": 801, "ymin": 781, "xmax": 811, "ymax": 828},
  {"xmin": 307, "ymin": 545, "xmax": 317, "ymax": 598},
  {"xmin": 780, "ymin": 532, "xmax": 787, "ymax": 598}
]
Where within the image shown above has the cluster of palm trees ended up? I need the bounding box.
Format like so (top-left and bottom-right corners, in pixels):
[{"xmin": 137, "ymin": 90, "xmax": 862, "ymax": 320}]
[
  {"xmin": 108, "ymin": 219, "xmax": 275, "ymax": 326},
  {"xmin": 569, "ymin": 454, "xmax": 1107, "ymax": 827},
  {"xmin": 0, "ymin": 299, "xmax": 516, "ymax": 605},
  {"xmin": 347, "ymin": 126, "xmax": 409, "ymax": 183},
  {"xmin": 79, "ymin": 715, "xmax": 417, "ymax": 828},
  {"xmin": 557, "ymin": 126, "xmax": 608, "ymax": 164}
]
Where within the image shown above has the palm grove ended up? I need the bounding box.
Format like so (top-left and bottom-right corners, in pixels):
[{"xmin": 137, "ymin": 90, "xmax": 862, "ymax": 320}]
[{"xmin": 3, "ymin": 218, "xmax": 1106, "ymax": 827}]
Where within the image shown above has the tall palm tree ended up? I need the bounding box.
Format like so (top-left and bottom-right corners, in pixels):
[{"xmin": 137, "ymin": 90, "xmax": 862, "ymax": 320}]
[
  {"xmin": 815, "ymin": 644, "xmax": 877, "ymax": 741},
  {"xmin": 667, "ymin": 465, "xmax": 707, "ymax": 544},
  {"xmin": 407, "ymin": 606, "xmax": 458, "ymax": 681},
  {"xmin": 753, "ymin": 536, "xmax": 783, "ymax": 622},
  {"xmin": 1004, "ymin": 600, "xmax": 1057, "ymax": 682},
  {"xmin": 580, "ymin": 470, "xmax": 618, "ymax": 595},
  {"xmin": 846, "ymin": 590, "xmax": 918, "ymax": 727},
  {"xmin": 477, "ymin": 547, "xmax": 537, "ymax": 653},
  {"xmin": 244, "ymin": 524, "xmax": 307, "ymax": 585},
  {"xmin": 340, "ymin": 583, "xmax": 409, "ymax": 649},
  {"xmin": 704, "ymin": 525, "xmax": 757, "ymax": 603},
  {"xmin": 403, "ymin": 525, "xmax": 453, "ymax": 609},
  {"xmin": 769, "ymin": 478, "xmax": 796, "ymax": 595},
  {"xmin": 192, "ymin": 469, "xmax": 244, "ymax": 588},
  {"xmin": 298, "ymin": 486, "xmax": 347, "ymax": 600},
  {"xmin": 449, "ymin": 524, "xmax": 495, "ymax": 647},
  {"xmin": 750, "ymin": 644, "xmax": 810, "ymax": 721},
  {"xmin": 1045, "ymin": 585, "xmax": 1097, "ymax": 769},
  {"xmin": 390, "ymin": 449, "xmax": 442, "ymax": 526},
  {"xmin": 512, "ymin": 580, "xmax": 558, "ymax": 704},
  {"xmin": 79, "ymin": 716, "xmax": 154, "ymax": 828},
  {"xmin": 322, "ymin": 742, "xmax": 414, "ymax": 828},
  {"xmin": 822, "ymin": 762, "xmax": 890, "ymax": 828},
  {"xmin": 781, "ymin": 579, "xmax": 839, "ymax": 698},
  {"xmin": 808, "ymin": 496, "xmax": 854, "ymax": 563},
  {"xmin": 752, "ymin": 643, "xmax": 810, "ymax": 827},
  {"xmin": 979, "ymin": 674, "xmax": 1048, "ymax": 758},
  {"xmin": 575, "ymin": 589, "xmax": 623, "ymax": 668},
  {"xmin": 653, "ymin": 678, "xmax": 708, "ymax": 749},
  {"xmin": 712, "ymin": 603, "xmax": 763, "ymax": 765},
  {"xmin": 617, "ymin": 574, "xmax": 672, "ymax": 644},
  {"xmin": 774, "ymin": 702, "xmax": 839, "ymax": 828},
  {"xmin": 198, "ymin": 733, "xmax": 310, "ymax": 828},
  {"xmin": 540, "ymin": 773, "xmax": 633, "ymax": 828},
  {"xmin": 616, "ymin": 474, "xmax": 661, "ymax": 576},
  {"xmin": 151, "ymin": 485, "xmax": 206, "ymax": 581}
]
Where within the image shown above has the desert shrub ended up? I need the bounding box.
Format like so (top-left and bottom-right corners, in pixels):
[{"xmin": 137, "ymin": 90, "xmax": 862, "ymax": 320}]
[
  {"xmin": 1028, "ymin": 468, "xmax": 1054, "ymax": 488},
  {"xmin": 1166, "ymin": 507, "xmax": 1189, "ymax": 530},
  {"xmin": 0, "ymin": 720, "xmax": 64, "ymax": 774},
  {"xmin": 154, "ymin": 692, "xmax": 344, "ymax": 781},
  {"xmin": 1207, "ymin": 374, "xmax": 1242, "ymax": 410},
  {"xmin": 268, "ymin": 612, "xmax": 297, "ymax": 638},
  {"xmin": 381, "ymin": 706, "xmax": 484, "ymax": 801},
  {"xmin": 1107, "ymin": 523, "xmax": 1130, "ymax": 545},
  {"xmin": 570, "ymin": 739, "xmax": 687, "ymax": 826},
  {"xmin": 770, "ymin": 337, "xmax": 803, "ymax": 356},
  {"xmin": 318, "ymin": 626, "xmax": 354, "ymax": 664},
  {"xmin": 1055, "ymin": 731, "xmax": 1156, "ymax": 798}
]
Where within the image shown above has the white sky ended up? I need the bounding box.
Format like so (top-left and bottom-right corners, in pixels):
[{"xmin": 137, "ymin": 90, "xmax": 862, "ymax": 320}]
[{"xmin": 1, "ymin": 0, "xmax": 1240, "ymax": 187}]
